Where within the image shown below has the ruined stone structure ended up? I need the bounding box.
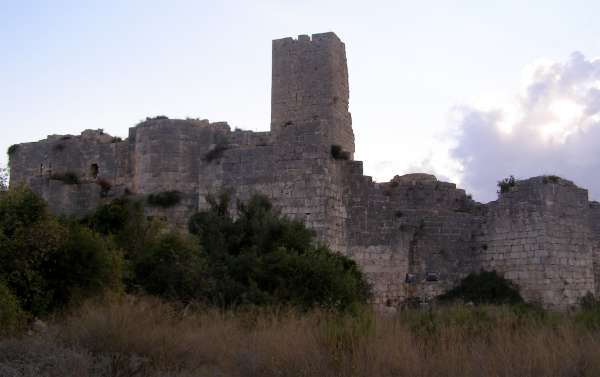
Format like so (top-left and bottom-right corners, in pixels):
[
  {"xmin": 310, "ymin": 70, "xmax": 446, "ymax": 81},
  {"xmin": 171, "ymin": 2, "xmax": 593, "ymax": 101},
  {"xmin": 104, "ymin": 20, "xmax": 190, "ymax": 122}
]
[{"xmin": 9, "ymin": 32, "xmax": 600, "ymax": 309}]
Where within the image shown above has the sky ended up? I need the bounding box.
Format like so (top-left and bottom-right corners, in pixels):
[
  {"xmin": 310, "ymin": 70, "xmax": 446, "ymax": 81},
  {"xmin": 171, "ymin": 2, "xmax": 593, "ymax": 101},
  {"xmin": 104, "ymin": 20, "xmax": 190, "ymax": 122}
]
[{"xmin": 3, "ymin": 0, "xmax": 600, "ymax": 202}]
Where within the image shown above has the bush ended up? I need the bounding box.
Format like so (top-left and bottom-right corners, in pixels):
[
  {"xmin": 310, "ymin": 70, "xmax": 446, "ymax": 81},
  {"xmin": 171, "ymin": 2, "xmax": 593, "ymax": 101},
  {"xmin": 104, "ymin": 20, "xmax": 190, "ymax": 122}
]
[
  {"xmin": 203, "ymin": 143, "xmax": 229, "ymax": 162},
  {"xmin": 188, "ymin": 194, "xmax": 370, "ymax": 310},
  {"xmin": 7, "ymin": 144, "xmax": 19, "ymax": 155},
  {"xmin": 85, "ymin": 197, "xmax": 160, "ymax": 258},
  {"xmin": 50, "ymin": 172, "xmax": 80, "ymax": 185},
  {"xmin": 43, "ymin": 224, "xmax": 123, "ymax": 310},
  {"xmin": 147, "ymin": 191, "xmax": 182, "ymax": 207},
  {"xmin": 134, "ymin": 233, "xmax": 206, "ymax": 302},
  {"xmin": 497, "ymin": 175, "xmax": 516, "ymax": 194},
  {"xmin": 543, "ymin": 175, "xmax": 561, "ymax": 184},
  {"xmin": 0, "ymin": 281, "xmax": 25, "ymax": 334},
  {"xmin": 0, "ymin": 187, "xmax": 123, "ymax": 316},
  {"xmin": 438, "ymin": 270, "xmax": 524, "ymax": 306}
]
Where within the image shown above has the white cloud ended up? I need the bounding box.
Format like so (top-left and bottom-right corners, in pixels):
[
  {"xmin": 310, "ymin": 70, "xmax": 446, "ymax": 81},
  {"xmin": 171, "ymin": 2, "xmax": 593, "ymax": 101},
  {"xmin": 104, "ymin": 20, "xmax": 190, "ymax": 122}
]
[{"xmin": 445, "ymin": 52, "xmax": 600, "ymax": 202}]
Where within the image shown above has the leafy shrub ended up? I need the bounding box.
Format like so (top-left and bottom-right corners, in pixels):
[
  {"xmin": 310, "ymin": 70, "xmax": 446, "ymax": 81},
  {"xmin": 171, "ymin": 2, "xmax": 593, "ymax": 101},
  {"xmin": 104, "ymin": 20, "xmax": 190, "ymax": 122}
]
[
  {"xmin": 188, "ymin": 194, "xmax": 370, "ymax": 310},
  {"xmin": 7, "ymin": 144, "xmax": 19, "ymax": 155},
  {"xmin": 111, "ymin": 136, "xmax": 123, "ymax": 143},
  {"xmin": 543, "ymin": 175, "xmax": 561, "ymax": 184},
  {"xmin": 147, "ymin": 191, "xmax": 182, "ymax": 207},
  {"xmin": 0, "ymin": 280, "xmax": 25, "ymax": 334},
  {"xmin": 43, "ymin": 224, "xmax": 123, "ymax": 310},
  {"xmin": 50, "ymin": 172, "xmax": 80, "ymax": 185},
  {"xmin": 203, "ymin": 143, "xmax": 229, "ymax": 162},
  {"xmin": 85, "ymin": 198, "xmax": 158, "ymax": 257},
  {"xmin": 0, "ymin": 187, "xmax": 123, "ymax": 316},
  {"xmin": 331, "ymin": 145, "xmax": 350, "ymax": 160},
  {"xmin": 438, "ymin": 270, "xmax": 524, "ymax": 305},
  {"xmin": 497, "ymin": 175, "xmax": 516, "ymax": 194},
  {"xmin": 0, "ymin": 185, "xmax": 48, "ymax": 238},
  {"xmin": 134, "ymin": 233, "xmax": 206, "ymax": 302}
]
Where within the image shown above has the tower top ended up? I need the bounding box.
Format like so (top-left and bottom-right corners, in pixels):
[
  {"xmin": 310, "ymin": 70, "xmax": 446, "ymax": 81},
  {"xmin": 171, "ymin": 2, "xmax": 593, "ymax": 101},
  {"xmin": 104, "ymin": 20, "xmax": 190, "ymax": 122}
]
[{"xmin": 270, "ymin": 32, "xmax": 355, "ymax": 155}]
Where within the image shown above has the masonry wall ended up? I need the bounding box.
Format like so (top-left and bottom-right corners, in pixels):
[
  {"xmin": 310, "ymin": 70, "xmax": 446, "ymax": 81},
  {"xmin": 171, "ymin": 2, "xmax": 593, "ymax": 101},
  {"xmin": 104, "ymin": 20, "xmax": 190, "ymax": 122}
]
[
  {"xmin": 342, "ymin": 169, "xmax": 483, "ymax": 308},
  {"xmin": 479, "ymin": 177, "xmax": 596, "ymax": 309},
  {"xmin": 8, "ymin": 130, "xmax": 130, "ymax": 216},
  {"xmin": 588, "ymin": 201, "xmax": 600, "ymax": 297},
  {"xmin": 271, "ymin": 33, "xmax": 355, "ymax": 157}
]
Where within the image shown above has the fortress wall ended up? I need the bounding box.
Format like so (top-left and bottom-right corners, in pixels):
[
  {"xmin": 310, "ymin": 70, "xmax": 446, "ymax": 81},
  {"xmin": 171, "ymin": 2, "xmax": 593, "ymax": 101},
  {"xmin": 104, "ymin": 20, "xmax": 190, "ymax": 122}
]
[
  {"xmin": 342, "ymin": 168, "xmax": 482, "ymax": 308},
  {"xmin": 8, "ymin": 130, "xmax": 131, "ymax": 216},
  {"xmin": 130, "ymin": 119, "xmax": 230, "ymax": 194},
  {"xmin": 588, "ymin": 201, "xmax": 600, "ymax": 297},
  {"xmin": 479, "ymin": 177, "xmax": 595, "ymax": 308},
  {"xmin": 197, "ymin": 125, "xmax": 349, "ymax": 253},
  {"xmin": 342, "ymin": 162, "xmax": 411, "ymax": 307}
]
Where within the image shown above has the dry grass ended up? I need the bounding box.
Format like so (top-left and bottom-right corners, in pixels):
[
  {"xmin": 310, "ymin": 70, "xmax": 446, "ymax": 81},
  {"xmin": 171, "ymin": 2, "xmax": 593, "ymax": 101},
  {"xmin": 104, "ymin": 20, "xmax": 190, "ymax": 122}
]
[{"xmin": 2, "ymin": 296, "xmax": 600, "ymax": 376}]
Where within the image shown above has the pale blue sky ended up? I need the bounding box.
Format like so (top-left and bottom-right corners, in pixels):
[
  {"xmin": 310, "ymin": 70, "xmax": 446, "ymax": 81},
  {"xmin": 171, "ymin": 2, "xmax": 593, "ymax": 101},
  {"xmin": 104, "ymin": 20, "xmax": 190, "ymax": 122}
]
[{"xmin": 3, "ymin": 1, "xmax": 600, "ymax": 201}]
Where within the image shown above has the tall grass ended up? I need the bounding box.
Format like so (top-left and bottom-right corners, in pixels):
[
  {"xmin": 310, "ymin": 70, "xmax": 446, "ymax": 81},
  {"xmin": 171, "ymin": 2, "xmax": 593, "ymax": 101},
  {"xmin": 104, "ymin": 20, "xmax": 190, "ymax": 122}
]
[{"xmin": 2, "ymin": 296, "xmax": 600, "ymax": 376}]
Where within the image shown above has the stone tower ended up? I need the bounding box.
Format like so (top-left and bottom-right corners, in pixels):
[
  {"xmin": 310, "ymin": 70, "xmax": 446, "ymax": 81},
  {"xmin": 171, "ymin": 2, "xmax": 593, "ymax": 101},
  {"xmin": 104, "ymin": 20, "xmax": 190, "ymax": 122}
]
[{"xmin": 271, "ymin": 32, "xmax": 355, "ymax": 157}]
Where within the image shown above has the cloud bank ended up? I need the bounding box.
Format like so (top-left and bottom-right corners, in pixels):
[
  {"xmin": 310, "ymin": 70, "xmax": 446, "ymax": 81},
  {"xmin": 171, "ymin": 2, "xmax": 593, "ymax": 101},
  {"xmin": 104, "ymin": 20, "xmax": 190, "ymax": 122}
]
[{"xmin": 449, "ymin": 52, "xmax": 600, "ymax": 202}]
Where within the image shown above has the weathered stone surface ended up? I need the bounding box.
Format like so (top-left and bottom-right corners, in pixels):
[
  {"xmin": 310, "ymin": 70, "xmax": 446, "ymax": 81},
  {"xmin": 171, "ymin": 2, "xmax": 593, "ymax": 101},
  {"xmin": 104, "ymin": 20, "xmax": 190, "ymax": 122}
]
[{"xmin": 8, "ymin": 33, "xmax": 600, "ymax": 310}]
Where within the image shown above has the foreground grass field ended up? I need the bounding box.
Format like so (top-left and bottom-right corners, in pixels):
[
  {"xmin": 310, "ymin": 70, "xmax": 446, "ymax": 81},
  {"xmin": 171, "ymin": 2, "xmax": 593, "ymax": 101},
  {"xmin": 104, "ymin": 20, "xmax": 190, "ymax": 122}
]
[{"xmin": 2, "ymin": 296, "xmax": 600, "ymax": 377}]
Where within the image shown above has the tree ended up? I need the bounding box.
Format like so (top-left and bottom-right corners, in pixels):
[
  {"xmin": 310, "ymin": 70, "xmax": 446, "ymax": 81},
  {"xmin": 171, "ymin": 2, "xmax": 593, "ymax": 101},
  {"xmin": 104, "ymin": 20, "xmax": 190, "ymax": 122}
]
[
  {"xmin": 134, "ymin": 233, "xmax": 206, "ymax": 302},
  {"xmin": 188, "ymin": 194, "xmax": 371, "ymax": 310},
  {"xmin": 0, "ymin": 167, "xmax": 8, "ymax": 192},
  {"xmin": 0, "ymin": 187, "xmax": 123, "ymax": 316}
]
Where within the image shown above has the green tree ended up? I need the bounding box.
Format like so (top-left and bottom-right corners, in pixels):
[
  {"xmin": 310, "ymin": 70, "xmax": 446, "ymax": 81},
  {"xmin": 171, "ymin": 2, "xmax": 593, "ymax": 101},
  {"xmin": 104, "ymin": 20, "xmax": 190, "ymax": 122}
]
[
  {"xmin": 0, "ymin": 187, "xmax": 123, "ymax": 316},
  {"xmin": 188, "ymin": 194, "xmax": 371, "ymax": 310},
  {"xmin": 134, "ymin": 233, "xmax": 206, "ymax": 302}
]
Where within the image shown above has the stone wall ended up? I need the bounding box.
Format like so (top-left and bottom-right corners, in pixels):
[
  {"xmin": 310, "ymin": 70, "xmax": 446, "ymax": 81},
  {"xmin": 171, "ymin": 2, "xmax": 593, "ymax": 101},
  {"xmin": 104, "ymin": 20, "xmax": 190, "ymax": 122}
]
[
  {"xmin": 271, "ymin": 33, "xmax": 354, "ymax": 157},
  {"xmin": 588, "ymin": 201, "xmax": 600, "ymax": 298},
  {"xmin": 479, "ymin": 177, "xmax": 596, "ymax": 309}
]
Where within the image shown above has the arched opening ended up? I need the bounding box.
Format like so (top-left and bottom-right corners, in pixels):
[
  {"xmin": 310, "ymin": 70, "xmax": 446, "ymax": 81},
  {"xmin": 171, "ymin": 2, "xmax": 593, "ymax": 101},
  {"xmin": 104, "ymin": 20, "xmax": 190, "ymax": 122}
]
[{"xmin": 90, "ymin": 163, "xmax": 99, "ymax": 179}]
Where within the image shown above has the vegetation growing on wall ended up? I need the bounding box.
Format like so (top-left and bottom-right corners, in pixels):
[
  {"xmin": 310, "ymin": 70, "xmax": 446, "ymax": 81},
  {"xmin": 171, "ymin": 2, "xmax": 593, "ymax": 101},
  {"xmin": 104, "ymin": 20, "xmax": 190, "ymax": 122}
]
[
  {"xmin": 203, "ymin": 142, "xmax": 229, "ymax": 162},
  {"xmin": 147, "ymin": 191, "xmax": 182, "ymax": 207},
  {"xmin": 497, "ymin": 175, "xmax": 516, "ymax": 194},
  {"xmin": 543, "ymin": 175, "xmax": 561, "ymax": 184},
  {"xmin": 7, "ymin": 144, "xmax": 19, "ymax": 156}
]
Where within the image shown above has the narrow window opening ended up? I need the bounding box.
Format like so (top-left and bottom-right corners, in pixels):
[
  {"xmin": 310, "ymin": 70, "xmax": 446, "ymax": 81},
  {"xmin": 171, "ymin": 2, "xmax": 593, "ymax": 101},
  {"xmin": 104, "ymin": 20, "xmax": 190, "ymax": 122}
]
[{"xmin": 90, "ymin": 163, "xmax": 99, "ymax": 179}]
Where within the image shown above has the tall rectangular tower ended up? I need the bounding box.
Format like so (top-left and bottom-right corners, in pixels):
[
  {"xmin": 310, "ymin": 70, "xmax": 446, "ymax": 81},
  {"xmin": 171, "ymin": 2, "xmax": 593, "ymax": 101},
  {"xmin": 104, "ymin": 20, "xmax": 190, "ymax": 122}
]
[{"xmin": 271, "ymin": 32, "xmax": 355, "ymax": 156}]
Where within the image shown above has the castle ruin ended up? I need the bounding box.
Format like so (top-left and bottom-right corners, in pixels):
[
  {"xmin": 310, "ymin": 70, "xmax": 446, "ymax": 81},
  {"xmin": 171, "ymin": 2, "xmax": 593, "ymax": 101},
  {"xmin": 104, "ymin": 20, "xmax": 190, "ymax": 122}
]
[{"xmin": 9, "ymin": 32, "xmax": 600, "ymax": 309}]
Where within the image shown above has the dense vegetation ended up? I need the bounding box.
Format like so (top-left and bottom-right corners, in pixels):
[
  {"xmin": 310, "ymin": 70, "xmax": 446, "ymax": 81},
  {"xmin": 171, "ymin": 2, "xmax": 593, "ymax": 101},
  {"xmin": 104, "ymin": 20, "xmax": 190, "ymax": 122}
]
[
  {"xmin": 4, "ymin": 186, "xmax": 600, "ymax": 376},
  {"xmin": 188, "ymin": 193, "xmax": 370, "ymax": 309},
  {"xmin": 0, "ymin": 187, "xmax": 370, "ymax": 333},
  {"xmin": 0, "ymin": 187, "xmax": 121, "ymax": 320}
]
